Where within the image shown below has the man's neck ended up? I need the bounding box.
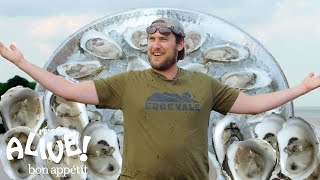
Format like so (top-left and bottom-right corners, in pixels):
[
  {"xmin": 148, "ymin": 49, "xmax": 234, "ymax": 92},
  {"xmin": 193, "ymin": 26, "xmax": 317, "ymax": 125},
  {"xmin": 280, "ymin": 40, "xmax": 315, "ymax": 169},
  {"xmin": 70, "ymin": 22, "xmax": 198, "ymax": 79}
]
[{"xmin": 153, "ymin": 65, "xmax": 178, "ymax": 80}]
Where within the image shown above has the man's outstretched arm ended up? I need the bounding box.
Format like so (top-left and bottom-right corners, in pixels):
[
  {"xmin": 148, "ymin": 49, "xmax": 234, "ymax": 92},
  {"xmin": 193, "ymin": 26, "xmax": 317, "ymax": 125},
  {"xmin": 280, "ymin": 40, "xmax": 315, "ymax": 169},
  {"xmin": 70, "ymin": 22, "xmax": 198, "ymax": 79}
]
[
  {"xmin": 0, "ymin": 42, "xmax": 99, "ymax": 105},
  {"xmin": 229, "ymin": 72, "xmax": 320, "ymax": 114}
]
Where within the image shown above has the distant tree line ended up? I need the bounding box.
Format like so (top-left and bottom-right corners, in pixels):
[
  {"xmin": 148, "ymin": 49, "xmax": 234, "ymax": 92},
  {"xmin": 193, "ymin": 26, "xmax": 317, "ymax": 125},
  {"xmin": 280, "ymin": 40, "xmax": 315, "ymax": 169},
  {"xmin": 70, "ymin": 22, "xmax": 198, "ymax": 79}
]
[{"xmin": 0, "ymin": 76, "xmax": 36, "ymax": 98}]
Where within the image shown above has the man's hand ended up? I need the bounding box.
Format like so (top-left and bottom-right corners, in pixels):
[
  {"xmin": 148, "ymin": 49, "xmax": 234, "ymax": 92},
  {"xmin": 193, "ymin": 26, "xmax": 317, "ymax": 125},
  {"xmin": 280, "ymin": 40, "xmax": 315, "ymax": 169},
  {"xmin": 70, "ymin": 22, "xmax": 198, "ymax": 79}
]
[
  {"xmin": 0, "ymin": 42, "xmax": 25, "ymax": 66},
  {"xmin": 300, "ymin": 72, "xmax": 320, "ymax": 93}
]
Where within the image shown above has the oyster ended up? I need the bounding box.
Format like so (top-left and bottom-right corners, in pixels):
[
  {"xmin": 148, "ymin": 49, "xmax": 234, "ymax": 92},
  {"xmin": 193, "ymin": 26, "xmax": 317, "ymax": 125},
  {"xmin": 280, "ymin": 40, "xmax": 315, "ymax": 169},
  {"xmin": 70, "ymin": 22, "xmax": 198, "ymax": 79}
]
[
  {"xmin": 227, "ymin": 138, "xmax": 277, "ymax": 180},
  {"xmin": 122, "ymin": 25, "xmax": 148, "ymax": 52},
  {"xmin": 44, "ymin": 91, "xmax": 89, "ymax": 132},
  {"xmin": 80, "ymin": 122, "xmax": 122, "ymax": 180},
  {"xmin": 212, "ymin": 114, "xmax": 252, "ymax": 165},
  {"xmin": 208, "ymin": 151, "xmax": 226, "ymax": 180},
  {"xmin": 0, "ymin": 86, "xmax": 45, "ymax": 131},
  {"xmin": 117, "ymin": 133, "xmax": 124, "ymax": 156},
  {"xmin": 254, "ymin": 114, "xmax": 285, "ymax": 152},
  {"xmin": 220, "ymin": 68, "xmax": 272, "ymax": 90},
  {"xmin": 110, "ymin": 110, "xmax": 124, "ymax": 126},
  {"xmin": 0, "ymin": 127, "xmax": 40, "ymax": 180},
  {"xmin": 35, "ymin": 127, "xmax": 86, "ymax": 180},
  {"xmin": 182, "ymin": 63, "xmax": 209, "ymax": 74},
  {"xmin": 203, "ymin": 43, "xmax": 249, "ymax": 62},
  {"xmin": 87, "ymin": 110, "xmax": 103, "ymax": 122},
  {"xmin": 57, "ymin": 61, "xmax": 107, "ymax": 79},
  {"xmin": 126, "ymin": 57, "xmax": 150, "ymax": 71},
  {"xmin": 277, "ymin": 117, "xmax": 319, "ymax": 179},
  {"xmin": 80, "ymin": 30, "xmax": 122, "ymax": 59},
  {"xmin": 184, "ymin": 25, "xmax": 207, "ymax": 54}
]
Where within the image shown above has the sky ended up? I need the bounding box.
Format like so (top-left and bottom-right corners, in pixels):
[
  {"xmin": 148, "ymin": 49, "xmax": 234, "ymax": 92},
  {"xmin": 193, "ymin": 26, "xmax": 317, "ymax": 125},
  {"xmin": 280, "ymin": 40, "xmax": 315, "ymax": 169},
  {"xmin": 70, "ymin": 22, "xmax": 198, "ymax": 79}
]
[{"xmin": 0, "ymin": 0, "xmax": 320, "ymax": 108}]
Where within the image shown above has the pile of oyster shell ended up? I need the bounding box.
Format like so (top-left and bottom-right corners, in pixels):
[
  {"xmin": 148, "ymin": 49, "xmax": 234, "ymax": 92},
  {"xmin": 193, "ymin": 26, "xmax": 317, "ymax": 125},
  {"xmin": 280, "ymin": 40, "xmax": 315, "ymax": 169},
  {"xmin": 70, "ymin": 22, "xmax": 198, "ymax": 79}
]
[
  {"xmin": 0, "ymin": 8, "xmax": 314, "ymax": 180},
  {"xmin": 212, "ymin": 114, "xmax": 320, "ymax": 180}
]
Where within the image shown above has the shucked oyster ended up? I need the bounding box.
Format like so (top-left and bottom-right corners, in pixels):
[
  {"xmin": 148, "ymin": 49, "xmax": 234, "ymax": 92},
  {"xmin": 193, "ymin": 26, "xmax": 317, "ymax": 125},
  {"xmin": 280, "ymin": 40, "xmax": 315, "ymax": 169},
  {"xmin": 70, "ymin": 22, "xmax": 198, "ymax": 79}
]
[
  {"xmin": 81, "ymin": 122, "xmax": 122, "ymax": 180},
  {"xmin": 80, "ymin": 30, "xmax": 122, "ymax": 59},
  {"xmin": 57, "ymin": 61, "xmax": 107, "ymax": 79},
  {"xmin": 0, "ymin": 127, "xmax": 40, "ymax": 180},
  {"xmin": 254, "ymin": 113, "xmax": 285, "ymax": 153},
  {"xmin": 0, "ymin": 86, "xmax": 45, "ymax": 131},
  {"xmin": 220, "ymin": 68, "xmax": 272, "ymax": 90},
  {"xmin": 122, "ymin": 25, "xmax": 148, "ymax": 52},
  {"xmin": 44, "ymin": 91, "xmax": 89, "ymax": 132},
  {"xmin": 126, "ymin": 57, "xmax": 150, "ymax": 71},
  {"xmin": 184, "ymin": 24, "xmax": 207, "ymax": 54},
  {"xmin": 212, "ymin": 114, "xmax": 252, "ymax": 165},
  {"xmin": 182, "ymin": 63, "xmax": 209, "ymax": 74},
  {"xmin": 227, "ymin": 138, "xmax": 277, "ymax": 180},
  {"xmin": 277, "ymin": 117, "xmax": 319, "ymax": 179},
  {"xmin": 203, "ymin": 43, "xmax": 249, "ymax": 62}
]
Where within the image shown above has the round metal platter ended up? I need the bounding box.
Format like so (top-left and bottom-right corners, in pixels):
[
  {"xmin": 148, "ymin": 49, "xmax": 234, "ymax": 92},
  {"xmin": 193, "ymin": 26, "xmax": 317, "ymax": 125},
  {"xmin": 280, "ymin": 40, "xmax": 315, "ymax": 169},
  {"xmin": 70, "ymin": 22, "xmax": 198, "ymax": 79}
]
[{"xmin": 35, "ymin": 7, "xmax": 294, "ymax": 153}]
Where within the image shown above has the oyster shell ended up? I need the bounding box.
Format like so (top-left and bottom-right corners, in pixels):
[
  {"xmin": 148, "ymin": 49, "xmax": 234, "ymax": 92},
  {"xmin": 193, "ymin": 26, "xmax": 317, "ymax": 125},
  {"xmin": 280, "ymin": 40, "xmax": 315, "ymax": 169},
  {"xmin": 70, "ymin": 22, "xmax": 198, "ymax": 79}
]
[
  {"xmin": 184, "ymin": 24, "xmax": 207, "ymax": 54},
  {"xmin": 122, "ymin": 25, "xmax": 148, "ymax": 52},
  {"xmin": 87, "ymin": 110, "xmax": 103, "ymax": 122},
  {"xmin": 80, "ymin": 30, "xmax": 122, "ymax": 60},
  {"xmin": 57, "ymin": 61, "xmax": 107, "ymax": 79},
  {"xmin": 80, "ymin": 122, "xmax": 122, "ymax": 180},
  {"xmin": 203, "ymin": 43, "xmax": 249, "ymax": 62},
  {"xmin": 212, "ymin": 114, "xmax": 252, "ymax": 165},
  {"xmin": 220, "ymin": 68, "xmax": 272, "ymax": 90},
  {"xmin": 126, "ymin": 57, "xmax": 150, "ymax": 71},
  {"xmin": 277, "ymin": 117, "xmax": 320, "ymax": 179},
  {"xmin": 254, "ymin": 114, "xmax": 285, "ymax": 152},
  {"xmin": 35, "ymin": 127, "xmax": 86, "ymax": 180},
  {"xmin": 0, "ymin": 86, "xmax": 45, "ymax": 131},
  {"xmin": 44, "ymin": 91, "xmax": 89, "ymax": 132},
  {"xmin": 110, "ymin": 110, "xmax": 124, "ymax": 126},
  {"xmin": 182, "ymin": 63, "xmax": 209, "ymax": 74},
  {"xmin": 0, "ymin": 127, "xmax": 40, "ymax": 180},
  {"xmin": 227, "ymin": 138, "xmax": 277, "ymax": 180}
]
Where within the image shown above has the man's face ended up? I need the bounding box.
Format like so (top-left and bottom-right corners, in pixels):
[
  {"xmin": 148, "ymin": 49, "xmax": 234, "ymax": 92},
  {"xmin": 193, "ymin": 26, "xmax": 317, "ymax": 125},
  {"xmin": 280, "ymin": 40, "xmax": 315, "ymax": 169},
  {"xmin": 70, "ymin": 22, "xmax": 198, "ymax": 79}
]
[{"xmin": 147, "ymin": 31, "xmax": 183, "ymax": 71}]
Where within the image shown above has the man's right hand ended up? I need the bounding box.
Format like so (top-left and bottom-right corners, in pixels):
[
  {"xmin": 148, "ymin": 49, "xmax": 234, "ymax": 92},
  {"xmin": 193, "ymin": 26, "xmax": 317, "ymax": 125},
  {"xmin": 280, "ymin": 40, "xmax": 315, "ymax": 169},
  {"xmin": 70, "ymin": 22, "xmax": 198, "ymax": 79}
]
[{"xmin": 0, "ymin": 42, "xmax": 25, "ymax": 66}]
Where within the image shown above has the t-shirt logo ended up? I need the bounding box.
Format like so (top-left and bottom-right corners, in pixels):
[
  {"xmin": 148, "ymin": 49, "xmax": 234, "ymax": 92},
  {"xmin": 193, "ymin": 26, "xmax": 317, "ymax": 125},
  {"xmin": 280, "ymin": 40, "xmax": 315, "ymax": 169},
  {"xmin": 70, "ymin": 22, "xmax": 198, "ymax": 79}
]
[{"xmin": 144, "ymin": 92, "xmax": 201, "ymax": 111}]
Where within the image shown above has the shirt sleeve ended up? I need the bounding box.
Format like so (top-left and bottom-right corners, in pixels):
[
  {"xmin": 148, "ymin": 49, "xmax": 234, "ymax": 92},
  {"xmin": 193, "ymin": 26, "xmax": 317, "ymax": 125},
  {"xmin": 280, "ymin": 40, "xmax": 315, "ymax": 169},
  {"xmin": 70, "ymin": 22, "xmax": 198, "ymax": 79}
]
[
  {"xmin": 93, "ymin": 72, "xmax": 128, "ymax": 109},
  {"xmin": 211, "ymin": 78, "xmax": 240, "ymax": 115}
]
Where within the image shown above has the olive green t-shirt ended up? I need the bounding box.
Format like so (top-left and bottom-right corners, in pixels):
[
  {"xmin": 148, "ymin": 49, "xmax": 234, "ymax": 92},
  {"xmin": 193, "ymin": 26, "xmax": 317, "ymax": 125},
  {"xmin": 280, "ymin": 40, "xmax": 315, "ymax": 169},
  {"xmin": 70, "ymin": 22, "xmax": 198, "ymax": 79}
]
[{"xmin": 94, "ymin": 68, "xmax": 239, "ymax": 180}]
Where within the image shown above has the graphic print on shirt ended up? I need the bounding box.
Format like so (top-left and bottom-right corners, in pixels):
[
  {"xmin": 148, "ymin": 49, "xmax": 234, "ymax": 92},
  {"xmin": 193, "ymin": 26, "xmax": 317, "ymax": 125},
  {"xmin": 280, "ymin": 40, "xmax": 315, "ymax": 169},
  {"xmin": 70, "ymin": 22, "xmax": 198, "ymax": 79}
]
[{"xmin": 144, "ymin": 92, "xmax": 200, "ymax": 111}]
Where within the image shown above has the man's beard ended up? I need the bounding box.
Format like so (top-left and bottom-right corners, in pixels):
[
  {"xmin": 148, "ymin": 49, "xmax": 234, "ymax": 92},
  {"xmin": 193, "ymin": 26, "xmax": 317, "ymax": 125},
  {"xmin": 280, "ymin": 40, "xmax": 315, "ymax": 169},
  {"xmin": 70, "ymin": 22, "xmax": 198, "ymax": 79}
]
[{"xmin": 148, "ymin": 51, "xmax": 178, "ymax": 71}]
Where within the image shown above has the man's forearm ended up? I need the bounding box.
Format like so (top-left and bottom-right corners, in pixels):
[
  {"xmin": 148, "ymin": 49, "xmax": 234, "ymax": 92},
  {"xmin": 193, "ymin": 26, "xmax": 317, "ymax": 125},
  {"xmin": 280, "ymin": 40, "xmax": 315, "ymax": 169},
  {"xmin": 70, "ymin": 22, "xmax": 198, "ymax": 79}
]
[{"xmin": 230, "ymin": 85, "xmax": 307, "ymax": 114}]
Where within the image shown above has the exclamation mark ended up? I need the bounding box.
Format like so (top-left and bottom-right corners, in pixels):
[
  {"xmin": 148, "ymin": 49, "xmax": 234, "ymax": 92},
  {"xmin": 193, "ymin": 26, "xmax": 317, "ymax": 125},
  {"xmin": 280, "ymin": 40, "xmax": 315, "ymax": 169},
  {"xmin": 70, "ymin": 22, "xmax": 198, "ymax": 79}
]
[{"xmin": 80, "ymin": 136, "xmax": 91, "ymax": 161}]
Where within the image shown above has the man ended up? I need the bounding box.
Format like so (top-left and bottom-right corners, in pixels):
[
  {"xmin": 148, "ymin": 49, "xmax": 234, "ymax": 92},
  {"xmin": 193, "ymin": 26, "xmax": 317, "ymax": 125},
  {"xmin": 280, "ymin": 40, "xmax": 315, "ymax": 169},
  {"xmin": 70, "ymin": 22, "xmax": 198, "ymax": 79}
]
[{"xmin": 1, "ymin": 17, "xmax": 320, "ymax": 179}]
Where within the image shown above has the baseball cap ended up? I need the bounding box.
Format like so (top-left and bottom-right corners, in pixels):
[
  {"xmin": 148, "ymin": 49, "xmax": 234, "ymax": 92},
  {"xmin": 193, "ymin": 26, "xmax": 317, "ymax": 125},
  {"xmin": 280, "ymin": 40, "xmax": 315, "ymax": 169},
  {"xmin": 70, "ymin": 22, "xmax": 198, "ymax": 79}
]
[{"xmin": 150, "ymin": 17, "xmax": 185, "ymax": 60}]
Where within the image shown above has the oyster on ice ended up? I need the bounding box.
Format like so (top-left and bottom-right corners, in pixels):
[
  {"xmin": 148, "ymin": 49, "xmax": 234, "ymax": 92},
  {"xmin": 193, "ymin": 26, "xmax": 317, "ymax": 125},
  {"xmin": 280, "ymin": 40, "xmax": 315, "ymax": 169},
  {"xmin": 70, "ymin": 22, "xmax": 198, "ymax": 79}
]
[
  {"xmin": 87, "ymin": 110, "xmax": 103, "ymax": 122},
  {"xmin": 44, "ymin": 91, "xmax": 89, "ymax": 132},
  {"xmin": 110, "ymin": 110, "xmax": 124, "ymax": 126},
  {"xmin": 220, "ymin": 68, "xmax": 272, "ymax": 90},
  {"xmin": 57, "ymin": 61, "xmax": 107, "ymax": 79},
  {"xmin": 122, "ymin": 25, "xmax": 148, "ymax": 52},
  {"xmin": 277, "ymin": 117, "xmax": 319, "ymax": 179},
  {"xmin": 182, "ymin": 63, "xmax": 209, "ymax": 74},
  {"xmin": 0, "ymin": 127, "xmax": 40, "ymax": 180},
  {"xmin": 0, "ymin": 86, "xmax": 45, "ymax": 131},
  {"xmin": 81, "ymin": 122, "xmax": 122, "ymax": 180},
  {"xmin": 212, "ymin": 114, "xmax": 251, "ymax": 165},
  {"xmin": 227, "ymin": 138, "xmax": 277, "ymax": 180},
  {"xmin": 80, "ymin": 29, "xmax": 122, "ymax": 59},
  {"xmin": 254, "ymin": 113, "xmax": 285, "ymax": 152},
  {"xmin": 184, "ymin": 24, "xmax": 207, "ymax": 54},
  {"xmin": 126, "ymin": 57, "xmax": 150, "ymax": 71},
  {"xmin": 35, "ymin": 127, "xmax": 86, "ymax": 180},
  {"xmin": 203, "ymin": 43, "xmax": 249, "ymax": 62}
]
